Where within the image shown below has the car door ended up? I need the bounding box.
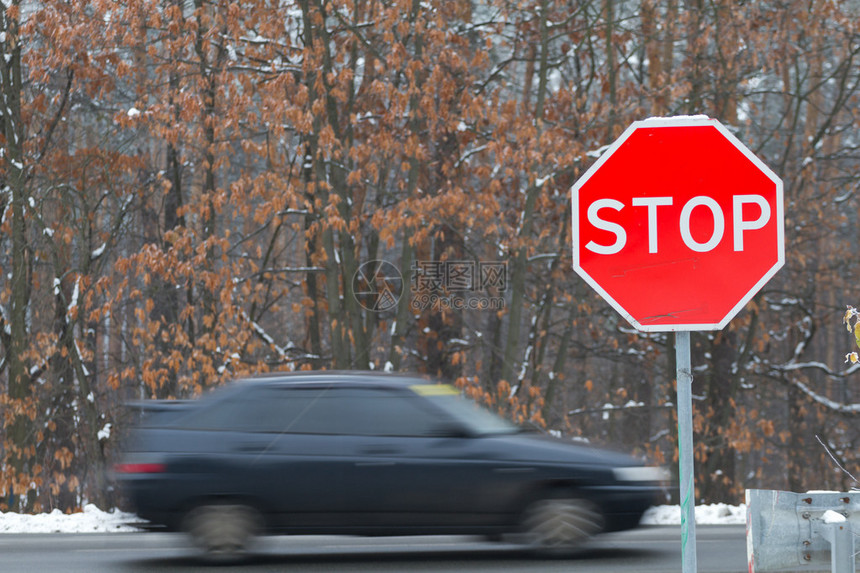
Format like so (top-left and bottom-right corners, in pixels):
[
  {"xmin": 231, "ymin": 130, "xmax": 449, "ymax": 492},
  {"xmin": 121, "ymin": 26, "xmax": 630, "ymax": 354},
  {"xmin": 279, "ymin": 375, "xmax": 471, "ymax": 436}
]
[
  {"xmin": 237, "ymin": 386, "xmax": 364, "ymax": 529},
  {"xmin": 177, "ymin": 386, "xmax": 351, "ymax": 527},
  {"xmin": 321, "ymin": 386, "xmax": 521, "ymax": 528}
]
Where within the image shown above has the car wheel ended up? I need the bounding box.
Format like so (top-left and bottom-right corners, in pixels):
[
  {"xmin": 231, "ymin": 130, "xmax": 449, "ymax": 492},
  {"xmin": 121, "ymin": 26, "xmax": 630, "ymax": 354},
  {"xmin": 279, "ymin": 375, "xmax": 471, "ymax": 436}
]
[
  {"xmin": 184, "ymin": 503, "xmax": 262, "ymax": 561},
  {"xmin": 521, "ymin": 495, "xmax": 604, "ymax": 556}
]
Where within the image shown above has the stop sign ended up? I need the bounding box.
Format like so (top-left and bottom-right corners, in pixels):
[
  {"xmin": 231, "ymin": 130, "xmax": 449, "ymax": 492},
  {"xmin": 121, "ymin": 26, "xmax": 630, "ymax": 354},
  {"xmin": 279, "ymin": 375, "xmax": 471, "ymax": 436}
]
[{"xmin": 571, "ymin": 116, "xmax": 784, "ymax": 332}]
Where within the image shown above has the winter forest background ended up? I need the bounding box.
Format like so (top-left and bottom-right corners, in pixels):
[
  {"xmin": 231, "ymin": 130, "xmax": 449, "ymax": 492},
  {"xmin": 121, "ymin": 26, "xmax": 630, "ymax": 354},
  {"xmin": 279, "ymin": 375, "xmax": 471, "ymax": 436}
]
[{"xmin": 0, "ymin": 0, "xmax": 858, "ymax": 514}]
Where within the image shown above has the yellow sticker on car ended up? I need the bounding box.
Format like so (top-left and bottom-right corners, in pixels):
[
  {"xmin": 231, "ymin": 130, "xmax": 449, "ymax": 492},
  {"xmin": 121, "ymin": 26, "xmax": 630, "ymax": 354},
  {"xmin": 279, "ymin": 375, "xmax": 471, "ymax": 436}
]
[{"xmin": 410, "ymin": 384, "xmax": 459, "ymax": 396}]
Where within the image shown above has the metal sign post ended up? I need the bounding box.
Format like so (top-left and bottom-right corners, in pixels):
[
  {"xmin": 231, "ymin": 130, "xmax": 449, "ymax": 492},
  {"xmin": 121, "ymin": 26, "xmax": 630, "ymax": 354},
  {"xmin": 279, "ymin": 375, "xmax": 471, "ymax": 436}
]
[{"xmin": 676, "ymin": 331, "xmax": 697, "ymax": 573}]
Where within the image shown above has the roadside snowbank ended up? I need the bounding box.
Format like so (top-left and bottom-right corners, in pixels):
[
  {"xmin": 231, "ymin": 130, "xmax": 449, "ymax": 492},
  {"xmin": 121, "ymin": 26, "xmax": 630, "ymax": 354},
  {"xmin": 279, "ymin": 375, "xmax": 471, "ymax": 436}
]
[
  {"xmin": 0, "ymin": 504, "xmax": 139, "ymax": 533},
  {"xmin": 642, "ymin": 503, "xmax": 747, "ymax": 525},
  {"xmin": 0, "ymin": 503, "xmax": 745, "ymax": 533}
]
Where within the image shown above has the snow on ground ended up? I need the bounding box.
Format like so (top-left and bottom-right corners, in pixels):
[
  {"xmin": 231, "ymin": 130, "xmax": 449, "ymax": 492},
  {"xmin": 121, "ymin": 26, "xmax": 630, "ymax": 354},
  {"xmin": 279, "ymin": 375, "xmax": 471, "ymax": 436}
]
[
  {"xmin": 0, "ymin": 504, "xmax": 139, "ymax": 533},
  {"xmin": 0, "ymin": 503, "xmax": 745, "ymax": 533},
  {"xmin": 641, "ymin": 503, "xmax": 747, "ymax": 525}
]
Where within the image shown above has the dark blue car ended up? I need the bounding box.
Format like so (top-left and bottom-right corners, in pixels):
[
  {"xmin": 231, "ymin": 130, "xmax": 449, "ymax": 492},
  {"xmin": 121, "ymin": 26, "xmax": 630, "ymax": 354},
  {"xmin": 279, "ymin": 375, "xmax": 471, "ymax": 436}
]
[{"xmin": 115, "ymin": 371, "xmax": 665, "ymax": 558}]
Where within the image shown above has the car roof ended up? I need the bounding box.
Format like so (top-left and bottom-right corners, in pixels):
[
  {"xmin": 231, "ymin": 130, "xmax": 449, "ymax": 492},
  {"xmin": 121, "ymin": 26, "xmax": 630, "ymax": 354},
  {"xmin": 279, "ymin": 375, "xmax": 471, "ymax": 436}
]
[{"xmin": 237, "ymin": 370, "xmax": 439, "ymax": 390}]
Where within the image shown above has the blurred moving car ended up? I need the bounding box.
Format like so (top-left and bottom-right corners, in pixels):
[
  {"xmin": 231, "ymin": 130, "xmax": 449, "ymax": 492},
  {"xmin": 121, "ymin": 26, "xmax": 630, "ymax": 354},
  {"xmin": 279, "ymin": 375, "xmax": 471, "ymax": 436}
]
[{"xmin": 115, "ymin": 371, "xmax": 666, "ymax": 558}]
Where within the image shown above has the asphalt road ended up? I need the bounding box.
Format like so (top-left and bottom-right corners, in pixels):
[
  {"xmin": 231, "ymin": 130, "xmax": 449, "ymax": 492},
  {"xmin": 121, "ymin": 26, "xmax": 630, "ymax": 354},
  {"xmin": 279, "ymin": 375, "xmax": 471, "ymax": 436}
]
[{"xmin": 0, "ymin": 525, "xmax": 748, "ymax": 572}]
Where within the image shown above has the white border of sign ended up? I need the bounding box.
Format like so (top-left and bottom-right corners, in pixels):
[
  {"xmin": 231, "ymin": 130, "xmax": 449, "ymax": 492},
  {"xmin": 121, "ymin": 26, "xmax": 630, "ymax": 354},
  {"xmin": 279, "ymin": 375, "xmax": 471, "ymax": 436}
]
[{"xmin": 571, "ymin": 116, "xmax": 785, "ymax": 332}]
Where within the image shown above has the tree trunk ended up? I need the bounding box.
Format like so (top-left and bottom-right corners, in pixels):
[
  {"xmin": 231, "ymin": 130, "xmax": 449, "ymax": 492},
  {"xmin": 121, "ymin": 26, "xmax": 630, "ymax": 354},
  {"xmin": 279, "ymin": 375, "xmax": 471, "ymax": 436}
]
[{"xmin": 1, "ymin": 0, "xmax": 36, "ymax": 512}]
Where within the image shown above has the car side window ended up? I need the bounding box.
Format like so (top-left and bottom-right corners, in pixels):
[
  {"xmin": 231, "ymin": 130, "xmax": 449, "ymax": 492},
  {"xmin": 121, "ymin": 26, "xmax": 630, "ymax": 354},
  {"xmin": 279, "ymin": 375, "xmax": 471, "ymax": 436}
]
[
  {"xmin": 178, "ymin": 387, "xmax": 309, "ymax": 433},
  {"xmin": 177, "ymin": 385, "xmax": 449, "ymax": 436},
  {"xmin": 285, "ymin": 388, "xmax": 446, "ymax": 437}
]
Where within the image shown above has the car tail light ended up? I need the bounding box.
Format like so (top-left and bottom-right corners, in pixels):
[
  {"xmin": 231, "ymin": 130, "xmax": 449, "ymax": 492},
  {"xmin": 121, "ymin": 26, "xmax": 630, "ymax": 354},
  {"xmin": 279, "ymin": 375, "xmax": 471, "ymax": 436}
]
[{"xmin": 114, "ymin": 462, "xmax": 167, "ymax": 474}]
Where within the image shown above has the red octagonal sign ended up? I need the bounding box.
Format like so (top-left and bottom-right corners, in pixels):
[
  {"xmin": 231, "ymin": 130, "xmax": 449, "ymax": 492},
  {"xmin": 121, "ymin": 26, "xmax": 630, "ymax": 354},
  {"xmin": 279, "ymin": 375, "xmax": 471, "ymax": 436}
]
[{"xmin": 572, "ymin": 116, "xmax": 784, "ymax": 332}]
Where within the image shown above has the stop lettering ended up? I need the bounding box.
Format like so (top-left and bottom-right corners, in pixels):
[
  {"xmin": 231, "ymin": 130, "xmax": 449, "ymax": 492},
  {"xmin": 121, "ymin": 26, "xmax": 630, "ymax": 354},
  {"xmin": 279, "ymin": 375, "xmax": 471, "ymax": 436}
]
[
  {"xmin": 585, "ymin": 194, "xmax": 772, "ymax": 255},
  {"xmin": 571, "ymin": 117, "xmax": 784, "ymax": 332}
]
